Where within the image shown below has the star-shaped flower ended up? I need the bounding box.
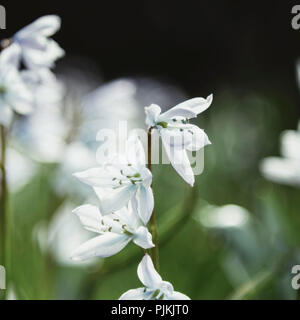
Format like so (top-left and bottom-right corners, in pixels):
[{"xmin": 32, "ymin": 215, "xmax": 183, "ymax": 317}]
[
  {"xmin": 74, "ymin": 134, "xmax": 154, "ymax": 225},
  {"xmin": 119, "ymin": 254, "xmax": 190, "ymax": 300},
  {"xmin": 145, "ymin": 95, "xmax": 212, "ymax": 186},
  {"xmin": 71, "ymin": 204, "xmax": 154, "ymax": 261}
]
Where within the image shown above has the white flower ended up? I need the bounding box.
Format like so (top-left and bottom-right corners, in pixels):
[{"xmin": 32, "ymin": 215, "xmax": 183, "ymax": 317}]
[
  {"xmin": 12, "ymin": 15, "xmax": 64, "ymax": 69},
  {"xmin": 0, "ymin": 46, "xmax": 34, "ymax": 127},
  {"xmin": 260, "ymin": 121, "xmax": 300, "ymax": 187},
  {"xmin": 71, "ymin": 204, "xmax": 154, "ymax": 261},
  {"xmin": 119, "ymin": 254, "xmax": 190, "ymax": 300},
  {"xmin": 145, "ymin": 95, "xmax": 212, "ymax": 186},
  {"xmin": 74, "ymin": 134, "xmax": 154, "ymax": 225}
]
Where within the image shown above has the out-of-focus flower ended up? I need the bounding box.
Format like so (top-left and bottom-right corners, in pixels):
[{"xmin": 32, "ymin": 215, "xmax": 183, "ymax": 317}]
[
  {"xmin": 0, "ymin": 46, "xmax": 34, "ymax": 127},
  {"xmin": 80, "ymin": 77, "xmax": 187, "ymax": 146},
  {"xmin": 195, "ymin": 204, "xmax": 250, "ymax": 229},
  {"xmin": 6, "ymin": 147, "xmax": 37, "ymax": 192},
  {"xmin": 119, "ymin": 254, "xmax": 190, "ymax": 300},
  {"xmin": 53, "ymin": 142, "xmax": 96, "ymax": 198},
  {"xmin": 260, "ymin": 121, "xmax": 300, "ymax": 187},
  {"xmin": 34, "ymin": 201, "xmax": 98, "ymax": 266},
  {"xmin": 74, "ymin": 134, "xmax": 154, "ymax": 225},
  {"xmin": 145, "ymin": 95, "xmax": 212, "ymax": 186},
  {"xmin": 71, "ymin": 203, "xmax": 154, "ymax": 261},
  {"xmin": 12, "ymin": 15, "xmax": 64, "ymax": 69}
]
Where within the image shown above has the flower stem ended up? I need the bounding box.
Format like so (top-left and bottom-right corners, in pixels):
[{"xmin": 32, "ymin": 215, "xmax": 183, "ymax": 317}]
[
  {"xmin": 0, "ymin": 125, "xmax": 7, "ymax": 275},
  {"xmin": 147, "ymin": 127, "xmax": 159, "ymax": 271}
]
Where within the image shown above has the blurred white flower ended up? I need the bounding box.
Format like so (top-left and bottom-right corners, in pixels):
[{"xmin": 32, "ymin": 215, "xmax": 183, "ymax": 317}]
[
  {"xmin": 145, "ymin": 95, "xmax": 212, "ymax": 186},
  {"xmin": 6, "ymin": 147, "xmax": 37, "ymax": 192},
  {"xmin": 80, "ymin": 77, "xmax": 187, "ymax": 146},
  {"xmin": 0, "ymin": 46, "xmax": 34, "ymax": 127},
  {"xmin": 74, "ymin": 134, "xmax": 154, "ymax": 225},
  {"xmin": 35, "ymin": 201, "xmax": 98, "ymax": 266},
  {"xmin": 195, "ymin": 204, "xmax": 250, "ymax": 229},
  {"xmin": 119, "ymin": 254, "xmax": 190, "ymax": 300},
  {"xmin": 260, "ymin": 121, "xmax": 300, "ymax": 187},
  {"xmin": 53, "ymin": 142, "xmax": 96, "ymax": 198},
  {"xmin": 12, "ymin": 15, "xmax": 64, "ymax": 69},
  {"xmin": 71, "ymin": 203, "xmax": 154, "ymax": 261}
]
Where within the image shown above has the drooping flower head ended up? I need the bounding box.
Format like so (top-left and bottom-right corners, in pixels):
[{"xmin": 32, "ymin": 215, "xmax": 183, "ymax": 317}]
[
  {"xmin": 0, "ymin": 45, "xmax": 34, "ymax": 127},
  {"xmin": 145, "ymin": 95, "xmax": 212, "ymax": 186},
  {"xmin": 71, "ymin": 204, "xmax": 154, "ymax": 261},
  {"xmin": 74, "ymin": 133, "xmax": 154, "ymax": 225},
  {"xmin": 9, "ymin": 15, "xmax": 64, "ymax": 70},
  {"xmin": 119, "ymin": 254, "xmax": 190, "ymax": 300}
]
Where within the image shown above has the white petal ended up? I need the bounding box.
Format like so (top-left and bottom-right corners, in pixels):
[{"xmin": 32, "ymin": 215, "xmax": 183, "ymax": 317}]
[
  {"xmin": 73, "ymin": 167, "xmax": 116, "ymax": 188},
  {"xmin": 161, "ymin": 133, "xmax": 194, "ymax": 186},
  {"xmin": 260, "ymin": 157, "xmax": 300, "ymax": 186},
  {"xmin": 0, "ymin": 44, "xmax": 21, "ymax": 68},
  {"xmin": 127, "ymin": 132, "xmax": 146, "ymax": 167},
  {"xmin": 159, "ymin": 281, "xmax": 174, "ymax": 296},
  {"xmin": 96, "ymin": 185, "xmax": 137, "ymax": 214},
  {"xmin": 160, "ymin": 95, "xmax": 212, "ymax": 120},
  {"xmin": 133, "ymin": 226, "xmax": 154, "ymax": 249},
  {"xmin": 72, "ymin": 205, "xmax": 102, "ymax": 233},
  {"xmin": 138, "ymin": 254, "xmax": 162, "ymax": 288},
  {"xmin": 3, "ymin": 67, "xmax": 34, "ymax": 115},
  {"xmin": 185, "ymin": 125, "xmax": 211, "ymax": 151},
  {"xmin": 145, "ymin": 104, "xmax": 161, "ymax": 127},
  {"xmin": 280, "ymin": 130, "xmax": 300, "ymax": 161},
  {"xmin": 160, "ymin": 128, "xmax": 192, "ymax": 149},
  {"xmin": 0, "ymin": 103, "xmax": 13, "ymax": 127},
  {"xmin": 119, "ymin": 288, "xmax": 153, "ymax": 300},
  {"xmin": 22, "ymin": 40, "xmax": 64, "ymax": 69},
  {"xmin": 135, "ymin": 186, "xmax": 154, "ymax": 224},
  {"xmin": 70, "ymin": 233, "xmax": 131, "ymax": 261},
  {"xmin": 166, "ymin": 291, "xmax": 191, "ymax": 300},
  {"xmin": 14, "ymin": 15, "xmax": 61, "ymax": 39}
]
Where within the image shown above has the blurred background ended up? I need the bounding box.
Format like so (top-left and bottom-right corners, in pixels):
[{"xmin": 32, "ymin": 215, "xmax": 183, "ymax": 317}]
[{"xmin": 2, "ymin": 0, "xmax": 300, "ymax": 299}]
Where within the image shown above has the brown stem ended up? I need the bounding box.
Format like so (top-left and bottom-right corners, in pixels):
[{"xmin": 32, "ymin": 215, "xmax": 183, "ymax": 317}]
[{"xmin": 147, "ymin": 127, "xmax": 159, "ymax": 270}]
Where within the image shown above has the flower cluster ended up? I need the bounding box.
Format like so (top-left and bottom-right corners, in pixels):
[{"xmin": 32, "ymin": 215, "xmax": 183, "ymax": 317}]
[
  {"xmin": 0, "ymin": 15, "xmax": 64, "ymax": 127},
  {"xmin": 73, "ymin": 96, "xmax": 212, "ymax": 300}
]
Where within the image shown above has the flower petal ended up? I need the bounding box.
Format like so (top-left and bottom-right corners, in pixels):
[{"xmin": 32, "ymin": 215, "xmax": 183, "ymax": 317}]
[
  {"xmin": 95, "ymin": 185, "xmax": 137, "ymax": 215},
  {"xmin": 185, "ymin": 125, "xmax": 211, "ymax": 151},
  {"xmin": 127, "ymin": 132, "xmax": 146, "ymax": 167},
  {"xmin": 137, "ymin": 254, "xmax": 162, "ymax": 289},
  {"xmin": 260, "ymin": 157, "xmax": 300, "ymax": 187},
  {"xmin": 166, "ymin": 291, "xmax": 191, "ymax": 300},
  {"xmin": 119, "ymin": 288, "xmax": 153, "ymax": 300},
  {"xmin": 135, "ymin": 186, "xmax": 154, "ymax": 224},
  {"xmin": 0, "ymin": 103, "xmax": 13, "ymax": 127},
  {"xmin": 280, "ymin": 130, "xmax": 300, "ymax": 161},
  {"xmin": 133, "ymin": 226, "xmax": 154, "ymax": 249},
  {"xmin": 162, "ymin": 95, "xmax": 213, "ymax": 120},
  {"xmin": 145, "ymin": 104, "xmax": 161, "ymax": 128},
  {"xmin": 14, "ymin": 15, "xmax": 61, "ymax": 39},
  {"xmin": 70, "ymin": 232, "xmax": 131, "ymax": 261},
  {"xmin": 72, "ymin": 204, "xmax": 102, "ymax": 233},
  {"xmin": 0, "ymin": 44, "xmax": 21, "ymax": 68},
  {"xmin": 73, "ymin": 167, "xmax": 117, "ymax": 188},
  {"xmin": 161, "ymin": 132, "xmax": 194, "ymax": 186}
]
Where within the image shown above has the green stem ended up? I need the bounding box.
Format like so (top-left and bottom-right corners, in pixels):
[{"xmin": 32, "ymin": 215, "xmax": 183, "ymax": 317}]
[
  {"xmin": 147, "ymin": 127, "xmax": 159, "ymax": 271},
  {"xmin": 0, "ymin": 125, "xmax": 7, "ymax": 299}
]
